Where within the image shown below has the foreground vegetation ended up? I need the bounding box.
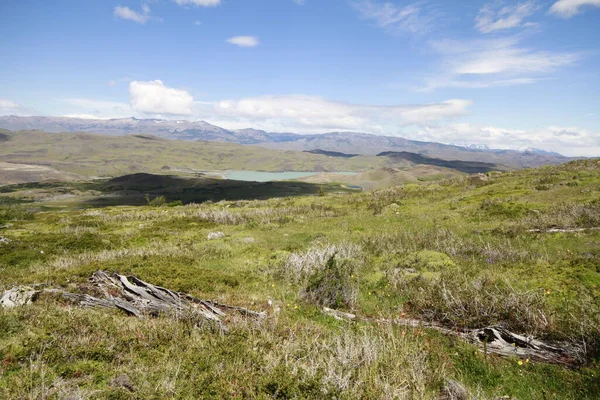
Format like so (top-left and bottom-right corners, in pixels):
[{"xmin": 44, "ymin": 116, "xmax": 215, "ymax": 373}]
[{"xmin": 1, "ymin": 159, "xmax": 600, "ymax": 398}]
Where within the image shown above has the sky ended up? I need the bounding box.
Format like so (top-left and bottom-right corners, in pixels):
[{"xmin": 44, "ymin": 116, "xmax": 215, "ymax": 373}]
[{"xmin": 0, "ymin": 0, "xmax": 599, "ymax": 156}]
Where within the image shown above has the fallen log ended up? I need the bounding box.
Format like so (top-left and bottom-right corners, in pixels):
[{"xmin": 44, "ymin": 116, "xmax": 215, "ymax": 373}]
[
  {"xmin": 528, "ymin": 227, "xmax": 600, "ymax": 233},
  {"xmin": 324, "ymin": 309, "xmax": 582, "ymax": 366},
  {"xmin": 1, "ymin": 271, "xmax": 265, "ymax": 330}
]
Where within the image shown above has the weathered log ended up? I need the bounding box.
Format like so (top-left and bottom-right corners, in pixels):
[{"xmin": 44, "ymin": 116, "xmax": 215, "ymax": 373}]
[
  {"xmin": 324, "ymin": 308, "xmax": 581, "ymax": 366},
  {"xmin": 323, "ymin": 306, "xmax": 356, "ymax": 321},
  {"xmin": 0, "ymin": 286, "xmax": 39, "ymax": 308},
  {"xmin": 0, "ymin": 271, "xmax": 265, "ymax": 330},
  {"xmin": 528, "ymin": 227, "xmax": 600, "ymax": 233}
]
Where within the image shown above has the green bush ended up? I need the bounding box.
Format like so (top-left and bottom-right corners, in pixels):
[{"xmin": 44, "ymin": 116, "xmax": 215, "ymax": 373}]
[
  {"xmin": 144, "ymin": 194, "xmax": 167, "ymax": 207},
  {"xmin": 300, "ymin": 254, "xmax": 358, "ymax": 309}
]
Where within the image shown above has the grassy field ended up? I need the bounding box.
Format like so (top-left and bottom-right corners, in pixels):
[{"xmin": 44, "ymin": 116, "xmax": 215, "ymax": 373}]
[{"xmin": 1, "ymin": 159, "xmax": 599, "ymax": 399}]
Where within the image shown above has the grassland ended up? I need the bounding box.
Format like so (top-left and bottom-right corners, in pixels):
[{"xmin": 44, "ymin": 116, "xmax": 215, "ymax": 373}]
[{"xmin": 0, "ymin": 159, "xmax": 599, "ymax": 399}]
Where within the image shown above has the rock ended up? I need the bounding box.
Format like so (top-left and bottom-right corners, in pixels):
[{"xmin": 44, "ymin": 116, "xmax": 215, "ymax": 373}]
[
  {"xmin": 0, "ymin": 236, "xmax": 11, "ymax": 244},
  {"xmin": 1, "ymin": 286, "xmax": 38, "ymax": 308},
  {"xmin": 440, "ymin": 379, "xmax": 468, "ymax": 400},
  {"xmin": 110, "ymin": 374, "xmax": 136, "ymax": 392},
  {"xmin": 241, "ymin": 237, "xmax": 256, "ymax": 243},
  {"xmin": 404, "ymin": 268, "xmax": 417, "ymax": 274},
  {"xmin": 207, "ymin": 231, "xmax": 226, "ymax": 240}
]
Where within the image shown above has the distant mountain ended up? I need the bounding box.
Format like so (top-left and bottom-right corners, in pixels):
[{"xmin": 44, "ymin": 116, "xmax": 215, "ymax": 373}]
[
  {"xmin": 254, "ymin": 131, "xmax": 572, "ymax": 169},
  {"xmin": 0, "ymin": 115, "xmax": 573, "ymax": 168}
]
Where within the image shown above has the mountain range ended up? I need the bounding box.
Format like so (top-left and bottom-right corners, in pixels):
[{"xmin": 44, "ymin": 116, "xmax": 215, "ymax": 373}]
[{"xmin": 0, "ymin": 115, "xmax": 572, "ymax": 168}]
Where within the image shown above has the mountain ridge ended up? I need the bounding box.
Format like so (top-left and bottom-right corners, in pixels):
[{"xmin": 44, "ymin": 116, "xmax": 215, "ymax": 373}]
[{"xmin": 0, "ymin": 115, "xmax": 573, "ymax": 168}]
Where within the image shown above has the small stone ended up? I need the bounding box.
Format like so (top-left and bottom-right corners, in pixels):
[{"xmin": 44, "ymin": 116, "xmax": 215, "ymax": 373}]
[
  {"xmin": 207, "ymin": 231, "xmax": 226, "ymax": 240},
  {"xmin": 0, "ymin": 236, "xmax": 11, "ymax": 244},
  {"xmin": 110, "ymin": 374, "xmax": 136, "ymax": 392}
]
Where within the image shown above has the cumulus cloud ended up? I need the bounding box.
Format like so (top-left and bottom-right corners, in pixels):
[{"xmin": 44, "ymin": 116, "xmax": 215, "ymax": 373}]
[
  {"xmin": 173, "ymin": 0, "xmax": 221, "ymax": 7},
  {"xmin": 550, "ymin": 0, "xmax": 600, "ymax": 17},
  {"xmin": 351, "ymin": 0, "xmax": 437, "ymax": 35},
  {"xmin": 420, "ymin": 36, "xmax": 577, "ymax": 90},
  {"xmin": 420, "ymin": 123, "xmax": 600, "ymax": 156},
  {"xmin": 226, "ymin": 36, "xmax": 260, "ymax": 47},
  {"xmin": 114, "ymin": 4, "xmax": 152, "ymax": 24},
  {"xmin": 475, "ymin": 1, "xmax": 539, "ymax": 33},
  {"xmin": 129, "ymin": 80, "xmax": 194, "ymax": 115},
  {"xmin": 212, "ymin": 95, "xmax": 471, "ymax": 133}
]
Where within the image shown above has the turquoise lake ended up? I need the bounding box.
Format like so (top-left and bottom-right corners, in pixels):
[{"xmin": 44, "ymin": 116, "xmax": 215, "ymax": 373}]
[{"xmin": 209, "ymin": 171, "xmax": 358, "ymax": 182}]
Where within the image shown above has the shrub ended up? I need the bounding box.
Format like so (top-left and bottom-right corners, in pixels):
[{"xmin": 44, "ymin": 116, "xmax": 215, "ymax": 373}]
[
  {"xmin": 144, "ymin": 194, "xmax": 167, "ymax": 207},
  {"xmin": 283, "ymin": 242, "xmax": 363, "ymax": 283},
  {"xmin": 300, "ymin": 254, "xmax": 358, "ymax": 309},
  {"xmin": 391, "ymin": 268, "xmax": 551, "ymax": 336},
  {"xmin": 0, "ymin": 206, "xmax": 35, "ymax": 224}
]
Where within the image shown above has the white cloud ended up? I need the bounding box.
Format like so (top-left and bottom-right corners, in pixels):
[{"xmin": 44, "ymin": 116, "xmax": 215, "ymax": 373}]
[
  {"xmin": 173, "ymin": 0, "xmax": 221, "ymax": 7},
  {"xmin": 475, "ymin": 1, "xmax": 539, "ymax": 33},
  {"xmin": 62, "ymin": 98, "xmax": 133, "ymax": 119},
  {"xmin": 62, "ymin": 114, "xmax": 113, "ymax": 120},
  {"xmin": 351, "ymin": 0, "xmax": 436, "ymax": 35},
  {"xmin": 226, "ymin": 36, "xmax": 260, "ymax": 47},
  {"xmin": 421, "ymin": 37, "xmax": 577, "ymax": 90},
  {"xmin": 550, "ymin": 0, "xmax": 600, "ymax": 17},
  {"xmin": 114, "ymin": 4, "xmax": 152, "ymax": 24},
  {"xmin": 0, "ymin": 98, "xmax": 36, "ymax": 116},
  {"xmin": 129, "ymin": 80, "xmax": 194, "ymax": 115},
  {"xmin": 421, "ymin": 123, "xmax": 600, "ymax": 157},
  {"xmin": 212, "ymin": 95, "xmax": 471, "ymax": 133},
  {"xmin": 293, "ymin": 0, "xmax": 306, "ymax": 4}
]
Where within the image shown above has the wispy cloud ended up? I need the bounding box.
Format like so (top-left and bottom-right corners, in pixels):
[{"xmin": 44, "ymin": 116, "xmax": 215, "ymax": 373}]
[
  {"xmin": 62, "ymin": 98, "xmax": 132, "ymax": 118},
  {"xmin": 173, "ymin": 0, "xmax": 221, "ymax": 7},
  {"xmin": 114, "ymin": 4, "xmax": 153, "ymax": 24},
  {"xmin": 0, "ymin": 98, "xmax": 38, "ymax": 116},
  {"xmin": 421, "ymin": 123, "xmax": 600, "ymax": 156},
  {"xmin": 351, "ymin": 0, "xmax": 437, "ymax": 35},
  {"xmin": 550, "ymin": 0, "xmax": 600, "ymax": 18},
  {"xmin": 226, "ymin": 36, "xmax": 260, "ymax": 47},
  {"xmin": 420, "ymin": 36, "xmax": 577, "ymax": 90},
  {"xmin": 293, "ymin": 0, "xmax": 306, "ymax": 4},
  {"xmin": 475, "ymin": 1, "xmax": 539, "ymax": 33},
  {"xmin": 213, "ymin": 95, "xmax": 471, "ymax": 133}
]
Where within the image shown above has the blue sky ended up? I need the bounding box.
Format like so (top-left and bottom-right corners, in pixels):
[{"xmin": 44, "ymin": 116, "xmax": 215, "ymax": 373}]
[{"xmin": 0, "ymin": 0, "xmax": 599, "ymax": 156}]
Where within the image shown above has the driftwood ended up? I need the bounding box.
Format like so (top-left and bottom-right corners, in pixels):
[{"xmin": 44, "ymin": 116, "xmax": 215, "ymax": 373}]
[
  {"xmin": 1, "ymin": 271, "xmax": 265, "ymax": 330},
  {"xmin": 528, "ymin": 227, "xmax": 600, "ymax": 233},
  {"xmin": 324, "ymin": 309, "xmax": 581, "ymax": 366}
]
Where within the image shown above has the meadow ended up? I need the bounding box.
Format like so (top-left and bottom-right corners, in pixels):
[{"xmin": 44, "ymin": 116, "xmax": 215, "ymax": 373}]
[{"xmin": 1, "ymin": 159, "xmax": 599, "ymax": 399}]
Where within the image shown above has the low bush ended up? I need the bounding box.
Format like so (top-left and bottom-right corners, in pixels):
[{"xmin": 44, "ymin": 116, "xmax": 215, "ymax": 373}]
[{"xmin": 300, "ymin": 254, "xmax": 358, "ymax": 309}]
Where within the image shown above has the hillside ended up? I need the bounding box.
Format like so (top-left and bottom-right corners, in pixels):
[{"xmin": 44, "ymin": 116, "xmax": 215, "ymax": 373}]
[
  {"xmin": 0, "ymin": 129, "xmax": 504, "ymax": 186},
  {"xmin": 0, "ymin": 116, "xmax": 573, "ymax": 168},
  {"xmin": 0, "ymin": 159, "xmax": 599, "ymax": 398}
]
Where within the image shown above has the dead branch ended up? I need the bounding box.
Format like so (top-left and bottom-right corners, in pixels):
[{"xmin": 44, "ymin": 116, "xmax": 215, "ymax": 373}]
[
  {"xmin": 325, "ymin": 309, "xmax": 582, "ymax": 366},
  {"xmin": 1, "ymin": 271, "xmax": 265, "ymax": 330}
]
